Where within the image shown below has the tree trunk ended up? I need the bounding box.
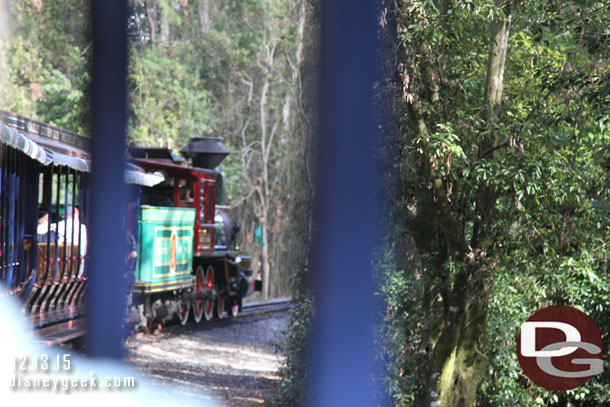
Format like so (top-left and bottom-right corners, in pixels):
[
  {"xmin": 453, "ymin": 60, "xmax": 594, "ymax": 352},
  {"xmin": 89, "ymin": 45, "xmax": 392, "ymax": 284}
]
[
  {"xmin": 198, "ymin": 0, "xmax": 210, "ymax": 34},
  {"xmin": 159, "ymin": 4, "xmax": 170, "ymax": 46},
  {"xmin": 259, "ymin": 41, "xmax": 277, "ymax": 300},
  {"xmin": 418, "ymin": 258, "xmax": 491, "ymax": 407},
  {"xmin": 280, "ymin": 0, "xmax": 307, "ymax": 137},
  {"xmin": 0, "ymin": 0, "xmax": 7, "ymax": 42},
  {"xmin": 261, "ymin": 211, "xmax": 270, "ymax": 298},
  {"xmin": 294, "ymin": 0, "xmax": 319, "ymax": 288},
  {"xmin": 145, "ymin": 0, "xmax": 158, "ymax": 44},
  {"xmin": 418, "ymin": 2, "xmax": 512, "ymax": 406},
  {"xmin": 384, "ymin": 0, "xmax": 513, "ymax": 404},
  {"xmin": 484, "ymin": 0, "xmax": 512, "ymax": 112}
]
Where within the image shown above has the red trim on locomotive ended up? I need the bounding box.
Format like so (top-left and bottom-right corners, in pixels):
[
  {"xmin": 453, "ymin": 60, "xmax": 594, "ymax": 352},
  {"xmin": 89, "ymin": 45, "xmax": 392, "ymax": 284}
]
[{"xmin": 130, "ymin": 157, "xmax": 218, "ymax": 254}]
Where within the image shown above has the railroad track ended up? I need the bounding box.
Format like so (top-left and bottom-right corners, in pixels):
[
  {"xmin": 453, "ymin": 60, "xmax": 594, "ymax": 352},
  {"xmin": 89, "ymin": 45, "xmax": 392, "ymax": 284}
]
[
  {"xmin": 162, "ymin": 296, "xmax": 293, "ymax": 333},
  {"xmin": 239, "ymin": 296, "xmax": 293, "ymax": 318},
  {"xmin": 147, "ymin": 296, "xmax": 293, "ymax": 335},
  {"xmin": 32, "ymin": 297, "xmax": 293, "ymax": 345}
]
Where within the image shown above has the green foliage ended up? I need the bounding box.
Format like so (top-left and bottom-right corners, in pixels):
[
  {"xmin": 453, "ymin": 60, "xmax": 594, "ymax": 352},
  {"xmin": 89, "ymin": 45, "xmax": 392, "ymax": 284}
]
[
  {"xmin": 128, "ymin": 46, "xmax": 215, "ymax": 146},
  {"xmin": 1, "ymin": 1, "xmax": 90, "ymax": 134},
  {"xmin": 375, "ymin": 241, "xmax": 422, "ymax": 406},
  {"xmin": 267, "ymin": 290, "xmax": 313, "ymax": 407},
  {"xmin": 0, "ymin": 35, "xmax": 43, "ymax": 117},
  {"xmin": 379, "ymin": 0, "xmax": 610, "ymax": 405}
]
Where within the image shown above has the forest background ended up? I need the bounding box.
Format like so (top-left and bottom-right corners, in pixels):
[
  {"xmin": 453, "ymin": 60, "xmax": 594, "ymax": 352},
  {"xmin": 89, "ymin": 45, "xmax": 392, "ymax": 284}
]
[{"xmin": 377, "ymin": 1, "xmax": 610, "ymax": 406}]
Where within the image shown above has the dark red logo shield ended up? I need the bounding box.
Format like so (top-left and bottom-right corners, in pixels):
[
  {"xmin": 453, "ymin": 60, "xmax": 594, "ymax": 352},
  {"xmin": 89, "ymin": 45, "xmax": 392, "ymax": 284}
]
[{"xmin": 517, "ymin": 305, "xmax": 603, "ymax": 391}]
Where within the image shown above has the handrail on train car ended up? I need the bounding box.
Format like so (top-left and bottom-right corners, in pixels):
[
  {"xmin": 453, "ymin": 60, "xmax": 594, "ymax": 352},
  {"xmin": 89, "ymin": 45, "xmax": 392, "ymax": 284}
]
[{"xmin": 0, "ymin": 112, "xmax": 164, "ymax": 187}]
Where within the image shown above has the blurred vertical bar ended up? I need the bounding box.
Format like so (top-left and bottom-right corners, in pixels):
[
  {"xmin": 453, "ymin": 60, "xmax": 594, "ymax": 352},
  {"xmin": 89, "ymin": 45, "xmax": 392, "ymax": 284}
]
[
  {"xmin": 310, "ymin": 0, "xmax": 381, "ymax": 406},
  {"xmin": 87, "ymin": 0, "xmax": 127, "ymax": 359}
]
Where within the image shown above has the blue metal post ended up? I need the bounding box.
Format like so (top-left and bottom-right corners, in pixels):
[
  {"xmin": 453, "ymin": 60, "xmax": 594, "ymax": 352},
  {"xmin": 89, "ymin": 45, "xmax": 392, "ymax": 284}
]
[
  {"xmin": 309, "ymin": 0, "xmax": 382, "ymax": 406},
  {"xmin": 15, "ymin": 153, "xmax": 25, "ymax": 287},
  {"xmin": 86, "ymin": 0, "xmax": 128, "ymax": 359},
  {"xmin": 7, "ymin": 149, "xmax": 15, "ymax": 287},
  {"xmin": 22, "ymin": 159, "xmax": 40, "ymax": 298}
]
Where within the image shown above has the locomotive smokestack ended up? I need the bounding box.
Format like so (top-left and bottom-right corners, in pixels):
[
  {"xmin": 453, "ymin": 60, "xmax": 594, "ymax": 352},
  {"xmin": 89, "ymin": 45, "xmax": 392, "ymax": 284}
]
[{"xmin": 180, "ymin": 137, "xmax": 230, "ymax": 169}]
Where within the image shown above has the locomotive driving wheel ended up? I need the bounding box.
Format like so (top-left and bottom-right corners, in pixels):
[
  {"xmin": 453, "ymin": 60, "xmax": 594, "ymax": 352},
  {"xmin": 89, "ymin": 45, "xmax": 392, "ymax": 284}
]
[
  {"xmin": 203, "ymin": 266, "xmax": 215, "ymax": 321},
  {"xmin": 215, "ymin": 294, "xmax": 227, "ymax": 319},
  {"xmin": 229, "ymin": 297, "xmax": 240, "ymax": 317},
  {"xmin": 193, "ymin": 266, "xmax": 205, "ymax": 323},
  {"xmin": 179, "ymin": 293, "xmax": 190, "ymax": 326}
]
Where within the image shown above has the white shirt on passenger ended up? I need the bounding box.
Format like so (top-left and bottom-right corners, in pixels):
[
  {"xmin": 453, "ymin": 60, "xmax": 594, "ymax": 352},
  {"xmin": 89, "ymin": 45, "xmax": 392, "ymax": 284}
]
[{"xmin": 53, "ymin": 217, "xmax": 87, "ymax": 257}]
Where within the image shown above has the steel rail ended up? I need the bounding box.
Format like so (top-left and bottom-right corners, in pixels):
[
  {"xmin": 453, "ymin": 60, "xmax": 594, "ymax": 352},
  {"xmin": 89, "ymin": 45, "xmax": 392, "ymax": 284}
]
[
  {"xmin": 147, "ymin": 296, "xmax": 293, "ymax": 335},
  {"xmin": 31, "ymin": 297, "xmax": 293, "ymax": 345},
  {"xmin": 236, "ymin": 296, "xmax": 292, "ymax": 318}
]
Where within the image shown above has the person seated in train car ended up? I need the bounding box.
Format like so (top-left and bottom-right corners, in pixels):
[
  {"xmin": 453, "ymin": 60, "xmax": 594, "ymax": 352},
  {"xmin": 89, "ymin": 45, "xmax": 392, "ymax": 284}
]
[
  {"xmin": 125, "ymin": 229, "xmax": 138, "ymax": 276},
  {"xmin": 53, "ymin": 206, "xmax": 87, "ymax": 276},
  {"xmin": 178, "ymin": 180, "xmax": 194, "ymax": 206},
  {"xmin": 125, "ymin": 229, "xmax": 138, "ymax": 309},
  {"xmin": 36, "ymin": 210, "xmax": 58, "ymax": 243}
]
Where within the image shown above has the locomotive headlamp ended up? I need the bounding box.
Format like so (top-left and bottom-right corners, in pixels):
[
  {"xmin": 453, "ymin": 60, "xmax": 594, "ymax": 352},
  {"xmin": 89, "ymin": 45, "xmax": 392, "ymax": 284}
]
[{"xmin": 235, "ymin": 256, "xmax": 242, "ymax": 264}]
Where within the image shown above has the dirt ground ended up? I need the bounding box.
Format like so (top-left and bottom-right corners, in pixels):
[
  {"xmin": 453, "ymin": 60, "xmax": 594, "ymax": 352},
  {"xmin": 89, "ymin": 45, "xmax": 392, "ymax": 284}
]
[{"xmin": 124, "ymin": 311, "xmax": 289, "ymax": 407}]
